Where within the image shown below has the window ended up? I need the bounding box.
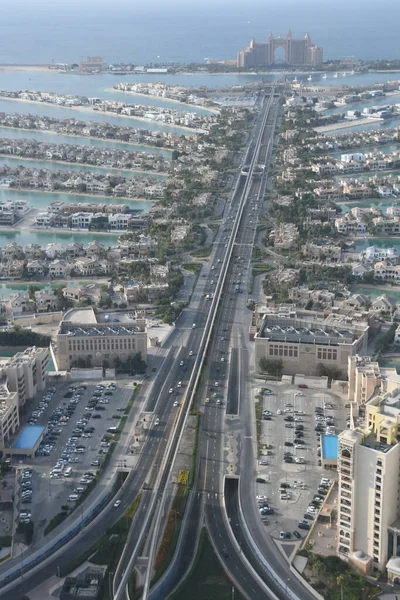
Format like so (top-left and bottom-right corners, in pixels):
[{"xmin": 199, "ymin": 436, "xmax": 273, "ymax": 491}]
[{"xmin": 317, "ymin": 348, "xmax": 338, "ymax": 361}]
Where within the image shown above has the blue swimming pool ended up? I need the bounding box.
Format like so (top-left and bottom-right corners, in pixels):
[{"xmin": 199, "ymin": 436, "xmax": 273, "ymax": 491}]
[{"xmin": 321, "ymin": 435, "xmax": 338, "ymax": 460}]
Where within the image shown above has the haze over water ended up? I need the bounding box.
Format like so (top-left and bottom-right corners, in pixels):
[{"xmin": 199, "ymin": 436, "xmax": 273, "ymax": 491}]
[{"xmin": 1, "ymin": 0, "xmax": 399, "ymax": 66}]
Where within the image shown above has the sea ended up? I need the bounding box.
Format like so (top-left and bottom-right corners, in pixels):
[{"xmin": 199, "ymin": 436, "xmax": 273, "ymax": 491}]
[{"xmin": 1, "ymin": 0, "xmax": 400, "ymax": 65}]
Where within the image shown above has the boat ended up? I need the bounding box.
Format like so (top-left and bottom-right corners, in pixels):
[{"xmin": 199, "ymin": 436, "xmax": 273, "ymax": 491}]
[
  {"xmin": 293, "ymin": 76, "xmax": 298, "ymax": 83},
  {"xmin": 342, "ymin": 72, "xmax": 346, "ymax": 77},
  {"xmin": 307, "ymin": 75, "xmax": 312, "ymax": 81},
  {"xmin": 322, "ymin": 74, "xmax": 327, "ymax": 80},
  {"xmin": 333, "ymin": 72, "xmax": 338, "ymax": 78},
  {"xmin": 350, "ymin": 70, "xmax": 355, "ymax": 75}
]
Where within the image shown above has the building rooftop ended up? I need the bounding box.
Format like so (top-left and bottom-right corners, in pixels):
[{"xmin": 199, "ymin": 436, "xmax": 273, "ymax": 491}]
[
  {"xmin": 60, "ymin": 323, "xmax": 140, "ymax": 337},
  {"xmin": 258, "ymin": 316, "xmax": 354, "ymax": 346},
  {"xmin": 12, "ymin": 426, "xmax": 45, "ymax": 450}
]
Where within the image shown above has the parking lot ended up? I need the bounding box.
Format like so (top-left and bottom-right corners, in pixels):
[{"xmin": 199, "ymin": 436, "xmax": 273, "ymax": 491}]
[
  {"xmin": 256, "ymin": 384, "xmax": 348, "ymax": 542},
  {"xmin": 13, "ymin": 380, "xmax": 133, "ymax": 541}
]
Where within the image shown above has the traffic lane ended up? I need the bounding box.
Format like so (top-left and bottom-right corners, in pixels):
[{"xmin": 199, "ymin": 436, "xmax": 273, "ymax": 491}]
[
  {"xmin": 224, "ymin": 478, "xmax": 287, "ymax": 600},
  {"xmin": 204, "ymin": 503, "xmax": 267, "ymax": 600},
  {"xmin": 0, "ymin": 98, "xmax": 266, "ymax": 596},
  {"xmin": 0, "ymin": 471, "xmax": 143, "ymax": 600}
]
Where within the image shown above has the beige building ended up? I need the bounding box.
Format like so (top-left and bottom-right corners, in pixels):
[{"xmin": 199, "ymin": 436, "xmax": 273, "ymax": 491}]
[
  {"xmin": 0, "ymin": 383, "xmax": 19, "ymax": 449},
  {"xmin": 337, "ymin": 389, "xmax": 400, "ymax": 573},
  {"xmin": 348, "ymin": 355, "xmax": 400, "ymax": 405},
  {"xmin": 254, "ymin": 315, "xmax": 368, "ymax": 377},
  {"xmin": 0, "ymin": 347, "xmax": 49, "ymax": 406},
  {"xmin": 57, "ymin": 320, "xmax": 147, "ymax": 370}
]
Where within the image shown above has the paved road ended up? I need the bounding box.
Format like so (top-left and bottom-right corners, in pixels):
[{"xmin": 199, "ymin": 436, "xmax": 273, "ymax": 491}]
[{"xmin": 157, "ymin": 94, "xmax": 319, "ymax": 600}]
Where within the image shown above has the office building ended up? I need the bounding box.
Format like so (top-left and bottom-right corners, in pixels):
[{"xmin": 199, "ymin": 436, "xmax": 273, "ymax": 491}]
[
  {"xmin": 0, "ymin": 347, "xmax": 49, "ymax": 406},
  {"xmin": 337, "ymin": 389, "xmax": 400, "ymax": 574},
  {"xmin": 237, "ymin": 31, "xmax": 323, "ymax": 68},
  {"xmin": 254, "ymin": 315, "xmax": 368, "ymax": 377},
  {"xmin": 57, "ymin": 320, "xmax": 147, "ymax": 370}
]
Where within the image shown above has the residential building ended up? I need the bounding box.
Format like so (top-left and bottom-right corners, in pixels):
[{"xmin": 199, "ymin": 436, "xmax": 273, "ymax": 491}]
[
  {"xmin": 337, "ymin": 388, "xmax": 400, "ymax": 573},
  {"xmin": 9, "ymin": 292, "xmax": 34, "ymax": 315},
  {"xmin": 364, "ymin": 246, "xmax": 398, "ymax": 261},
  {"xmin": 0, "ymin": 347, "xmax": 49, "ymax": 406},
  {"xmin": 49, "ymin": 259, "xmax": 71, "ymax": 278},
  {"xmin": 335, "ymin": 215, "xmax": 367, "ymax": 234},
  {"xmin": 0, "ymin": 383, "xmax": 19, "ymax": 450},
  {"xmin": 304, "ymin": 241, "xmax": 341, "ymax": 262},
  {"xmin": 57, "ymin": 319, "xmax": 147, "ymax": 370},
  {"xmin": 34, "ymin": 290, "xmax": 59, "ymax": 313},
  {"xmin": 374, "ymin": 262, "xmax": 400, "ymax": 282},
  {"xmin": 271, "ymin": 223, "xmax": 299, "ymax": 248},
  {"xmin": 371, "ymin": 295, "xmax": 394, "ymax": 315},
  {"xmin": 254, "ymin": 314, "xmax": 368, "ymax": 377}
]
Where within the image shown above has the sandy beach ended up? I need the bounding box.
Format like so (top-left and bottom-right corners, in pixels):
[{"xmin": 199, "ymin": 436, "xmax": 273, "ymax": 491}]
[
  {"xmin": 106, "ymin": 87, "xmax": 219, "ymax": 114},
  {"xmin": 0, "ymin": 125, "xmax": 174, "ymax": 153},
  {"xmin": 0, "ymin": 96, "xmax": 207, "ymax": 133},
  {"xmin": 0, "ymin": 153, "xmax": 169, "ymax": 178},
  {"xmin": 0, "ymin": 65, "xmax": 54, "ymax": 73},
  {"xmin": 314, "ymin": 117, "xmax": 384, "ymax": 133}
]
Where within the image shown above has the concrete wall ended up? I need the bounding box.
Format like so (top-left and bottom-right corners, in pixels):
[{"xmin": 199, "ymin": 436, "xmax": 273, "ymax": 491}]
[
  {"xmin": 13, "ymin": 312, "xmax": 62, "ymax": 326},
  {"xmin": 70, "ymin": 367, "xmax": 115, "ymax": 380},
  {"xmin": 294, "ymin": 374, "xmax": 328, "ymax": 389}
]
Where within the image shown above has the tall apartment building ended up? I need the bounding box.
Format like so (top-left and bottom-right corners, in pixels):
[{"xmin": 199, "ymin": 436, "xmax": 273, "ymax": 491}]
[
  {"xmin": 0, "ymin": 347, "xmax": 49, "ymax": 406},
  {"xmin": 57, "ymin": 320, "xmax": 147, "ymax": 370},
  {"xmin": 337, "ymin": 390, "xmax": 400, "ymax": 575}
]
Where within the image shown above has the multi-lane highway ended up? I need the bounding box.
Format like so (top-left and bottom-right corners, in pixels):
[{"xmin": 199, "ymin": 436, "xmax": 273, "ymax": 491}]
[
  {"xmin": 0, "ymin": 88, "xmax": 316, "ymax": 600},
  {"xmin": 150, "ymin": 93, "xmax": 320, "ymax": 600}
]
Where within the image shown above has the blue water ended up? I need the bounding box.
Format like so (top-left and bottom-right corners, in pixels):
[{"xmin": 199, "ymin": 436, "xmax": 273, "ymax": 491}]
[
  {"xmin": 0, "ymin": 127, "xmax": 172, "ymax": 156},
  {"xmin": 321, "ymin": 435, "xmax": 338, "ymax": 460},
  {"xmin": 0, "ymin": 0, "xmax": 400, "ymax": 64},
  {"xmin": 0, "ymin": 156, "xmax": 168, "ymax": 179},
  {"xmin": 0, "ymin": 228, "xmax": 120, "ymax": 247},
  {"xmin": 0, "ymin": 99, "xmax": 194, "ymax": 137}
]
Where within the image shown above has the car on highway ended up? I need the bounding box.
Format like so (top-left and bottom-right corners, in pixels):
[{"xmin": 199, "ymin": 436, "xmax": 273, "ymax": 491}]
[
  {"xmin": 114, "ymin": 500, "xmax": 122, "ymax": 508},
  {"xmin": 169, "ymin": 388, "xmax": 173, "ymax": 394},
  {"xmin": 173, "ymin": 401, "xmax": 179, "ymax": 407},
  {"xmin": 189, "ymin": 351, "xmax": 193, "ymax": 356}
]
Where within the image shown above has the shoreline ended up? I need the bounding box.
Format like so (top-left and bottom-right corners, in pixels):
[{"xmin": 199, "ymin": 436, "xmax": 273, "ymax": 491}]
[
  {"xmin": 0, "ymin": 125, "xmax": 174, "ymax": 153},
  {"xmin": 106, "ymin": 87, "xmax": 220, "ymax": 114},
  {"xmin": 0, "ymin": 153, "xmax": 169, "ymax": 178},
  {"xmin": 0, "ymin": 223, "xmax": 121, "ymax": 239},
  {"xmin": 314, "ymin": 117, "xmax": 384, "ymax": 133},
  {"xmin": 0, "ymin": 96, "xmax": 208, "ymax": 133},
  {"xmin": 0, "ymin": 186, "xmax": 155, "ymax": 206}
]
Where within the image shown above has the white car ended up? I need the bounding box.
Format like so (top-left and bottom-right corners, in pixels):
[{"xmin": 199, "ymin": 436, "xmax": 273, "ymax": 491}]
[
  {"xmin": 295, "ymin": 457, "xmax": 305, "ymax": 464},
  {"xmin": 256, "ymin": 495, "xmax": 268, "ymax": 501},
  {"xmin": 189, "ymin": 351, "xmax": 193, "ymax": 356},
  {"xmin": 295, "ymin": 392, "xmax": 304, "ymax": 397},
  {"xmin": 277, "ymin": 409, "xmax": 282, "ymax": 415},
  {"xmin": 169, "ymin": 388, "xmax": 173, "ymax": 394},
  {"xmin": 173, "ymin": 401, "xmax": 178, "ymax": 407},
  {"xmin": 114, "ymin": 500, "xmax": 121, "ymax": 508}
]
